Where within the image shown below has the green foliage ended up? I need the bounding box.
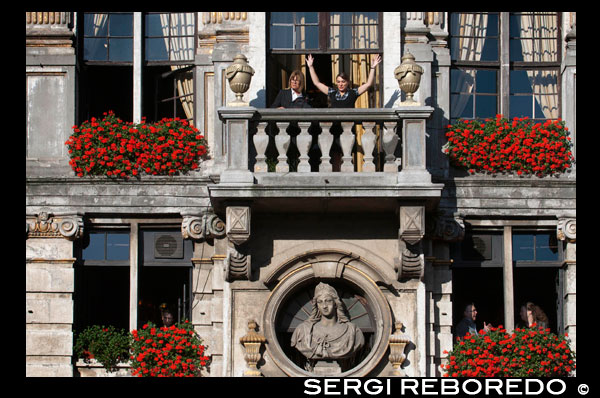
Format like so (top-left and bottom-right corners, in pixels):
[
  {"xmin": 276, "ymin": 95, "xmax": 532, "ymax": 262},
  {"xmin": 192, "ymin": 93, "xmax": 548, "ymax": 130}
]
[{"xmin": 74, "ymin": 325, "xmax": 131, "ymax": 373}]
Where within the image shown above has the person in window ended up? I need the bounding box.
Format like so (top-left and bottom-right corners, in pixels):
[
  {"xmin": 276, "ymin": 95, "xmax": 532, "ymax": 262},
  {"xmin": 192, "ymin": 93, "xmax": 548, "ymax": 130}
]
[
  {"xmin": 306, "ymin": 53, "xmax": 381, "ymax": 108},
  {"xmin": 270, "ymin": 70, "xmax": 312, "ymax": 108},
  {"xmin": 518, "ymin": 302, "xmax": 549, "ymax": 331},
  {"xmin": 455, "ymin": 302, "xmax": 492, "ymax": 340},
  {"xmin": 159, "ymin": 303, "xmax": 175, "ymax": 328}
]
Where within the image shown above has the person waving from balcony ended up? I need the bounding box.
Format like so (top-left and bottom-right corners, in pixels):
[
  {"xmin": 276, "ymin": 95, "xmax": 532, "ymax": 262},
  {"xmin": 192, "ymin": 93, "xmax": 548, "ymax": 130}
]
[{"xmin": 306, "ymin": 54, "xmax": 381, "ymax": 108}]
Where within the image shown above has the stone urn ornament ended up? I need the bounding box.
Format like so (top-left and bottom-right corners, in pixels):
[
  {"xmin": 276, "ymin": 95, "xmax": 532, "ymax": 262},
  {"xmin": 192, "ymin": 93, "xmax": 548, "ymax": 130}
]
[
  {"xmin": 225, "ymin": 54, "xmax": 255, "ymax": 106},
  {"xmin": 394, "ymin": 52, "xmax": 424, "ymax": 105}
]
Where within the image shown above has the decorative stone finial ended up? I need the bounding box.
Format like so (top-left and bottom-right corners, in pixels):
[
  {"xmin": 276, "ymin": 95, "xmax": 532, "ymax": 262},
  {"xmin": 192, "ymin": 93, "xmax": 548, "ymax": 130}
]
[
  {"xmin": 240, "ymin": 319, "xmax": 266, "ymax": 376},
  {"xmin": 394, "ymin": 52, "xmax": 424, "ymax": 105},
  {"xmin": 225, "ymin": 54, "xmax": 255, "ymax": 106},
  {"xmin": 388, "ymin": 322, "xmax": 411, "ymax": 376}
]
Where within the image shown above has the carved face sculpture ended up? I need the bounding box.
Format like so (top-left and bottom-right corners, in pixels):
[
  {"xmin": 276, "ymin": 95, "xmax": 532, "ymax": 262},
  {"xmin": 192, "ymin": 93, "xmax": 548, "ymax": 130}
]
[{"xmin": 316, "ymin": 294, "xmax": 336, "ymax": 319}]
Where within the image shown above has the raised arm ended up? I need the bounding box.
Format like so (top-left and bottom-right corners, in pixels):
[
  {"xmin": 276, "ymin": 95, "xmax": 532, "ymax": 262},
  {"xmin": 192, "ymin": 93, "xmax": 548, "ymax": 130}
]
[
  {"xmin": 306, "ymin": 54, "xmax": 330, "ymax": 95},
  {"xmin": 357, "ymin": 54, "xmax": 382, "ymax": 96}
]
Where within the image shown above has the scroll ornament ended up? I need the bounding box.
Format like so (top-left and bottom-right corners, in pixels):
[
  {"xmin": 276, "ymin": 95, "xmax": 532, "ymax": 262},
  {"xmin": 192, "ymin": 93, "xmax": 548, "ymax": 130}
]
[{"xmin": 26, "ymin": 212, "xmax": 83, "ymax": 240}]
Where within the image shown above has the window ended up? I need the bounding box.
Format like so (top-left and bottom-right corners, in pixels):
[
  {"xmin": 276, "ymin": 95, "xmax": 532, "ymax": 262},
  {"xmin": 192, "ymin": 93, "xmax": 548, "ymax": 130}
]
[
  {"xmin": 267, "ymin": 12, "xmax": 382, "ymax": 109},
  {"xmin": 450, "ymin": 226, "xmax": 564, "ymax": 334},
  {"xmin": 74, "ymin": 224, "xmax": 193, "ymax": 333},
  {"xmin": 449, "ymin": 12, "xmax": 560, "ymax": 123},
  {"xmin": 78, "ymin": 12, "xmax": 196, "ymax": 123}
]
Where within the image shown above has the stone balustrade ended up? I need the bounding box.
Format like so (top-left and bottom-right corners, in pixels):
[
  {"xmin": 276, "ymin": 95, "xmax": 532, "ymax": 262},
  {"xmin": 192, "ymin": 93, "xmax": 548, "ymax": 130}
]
[{"xmin": 217, "ymin": 107, "xmax": 434, "ymax": 185}]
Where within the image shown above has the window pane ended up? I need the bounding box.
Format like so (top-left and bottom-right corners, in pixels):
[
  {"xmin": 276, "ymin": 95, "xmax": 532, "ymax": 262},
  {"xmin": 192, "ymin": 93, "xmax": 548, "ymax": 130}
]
[
  {"xmin": 513, "ymin": 234, "xmax": 534, "ymax": 261},
  {"xmin": 270, "ymin": 25, "xmax": 293, "ymax": 49},
  {"xmin": 509, "ymin": 95, "xmax": 533, "ymax": 118},
  {"xmin": 146, "ymin": 37, "xmax": 168, "ymax": 61},
  {"xmin": 535, "ymin": 233, "xmax": 559, "ymax": 261},
  {"xmin": 475, "ymin": 95, "xmax": 497, "ymax": 118},
  {"xmin": 297, "ymin": 25, "xmax": 319, "ymax": 49},
  {"xmin": 145, "ymin": 13, "xmax": 164, "ymax": 37},
  {"xmin": 83, "ymin": 233, "xmax": 106, "ymax": 260},
  {"xmin": 109, "ymin": 13, "xmax": 133, "ymax": 36},
  {"xmin": 107, "ymin": 233, "xmax": 130, "ymax": 261},
  {"xmin": 271, "ymin": 12, "xmax": 293, "ymax": 24},
  {"xmin": 480, "ymin": 38, "xmax": 498, "ymax": 61},
  {"xmin": 510, "ymin": 70, "xmax": 533, "ymax": 94},
  {"xmin": 451, "ymin": 94, "xmax": 473, "ymax": 119},
  {"xmin": 475, "ymin": 70, "xmax": 496, "ymax": 93},
  {"xmin": 108, "ymin": 38, "xmax": 133, "ymax": 62},
  {"xmin": 84, "ymin": 13, "xmax": 108, "ymax": 37},
  {"xmin": 296, "ymin": 12, "xmax": 318, "ymax": 24},
  {"xmin": 83, "ymin": 37, "xmax": 107, "ymax": 61}
]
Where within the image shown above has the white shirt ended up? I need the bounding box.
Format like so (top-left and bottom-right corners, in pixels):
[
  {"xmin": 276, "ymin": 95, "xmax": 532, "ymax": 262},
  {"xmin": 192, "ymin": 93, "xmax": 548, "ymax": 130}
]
[{"xmin": 291, "ymin": 89, "xmax": 303, "ymax": 102}]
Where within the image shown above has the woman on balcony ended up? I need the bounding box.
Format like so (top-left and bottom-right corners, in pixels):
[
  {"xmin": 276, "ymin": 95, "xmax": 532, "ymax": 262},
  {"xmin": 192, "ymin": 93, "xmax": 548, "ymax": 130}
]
[
  {"xmin": 306, "ymin": 54, "xmax": 381, "ymax": 108},
  {"xmin": 270, "ymin": 70, "xmax": 312, "ymax": 108}
]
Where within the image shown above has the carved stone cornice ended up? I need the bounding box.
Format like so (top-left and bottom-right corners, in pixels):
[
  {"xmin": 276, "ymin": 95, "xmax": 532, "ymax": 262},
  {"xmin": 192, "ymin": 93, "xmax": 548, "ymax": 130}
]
[
  {"xmin": 26, "ymin": 212, "xmax": 83, "ymax": 240},
  {"xmin": 557, "ymin": 217, "xmax": 576, "ymax": 243},
  {"xmin": 181, "ymin": 211, "xmax": 226, "ymax": 241}
]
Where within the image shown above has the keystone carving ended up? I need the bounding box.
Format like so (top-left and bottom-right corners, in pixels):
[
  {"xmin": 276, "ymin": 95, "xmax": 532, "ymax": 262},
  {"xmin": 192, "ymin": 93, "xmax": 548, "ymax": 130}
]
[
  {"xmin": 557, "ymin": 217, "xmax": 576, "ymax": 243},
  {"xmin": 399, "ymin": 206, "xmax": 425, "ymax": 245},
  {"xmin": 26, "ymin": 212, "xmax": 84, "ymax": 240},
  {"xmin": 239, "ymin": 319, "xmax": 266, "ymax": 377},
  {"xmin": 181, "ymin": 211, "xmax": 226, "ymax": 241}
]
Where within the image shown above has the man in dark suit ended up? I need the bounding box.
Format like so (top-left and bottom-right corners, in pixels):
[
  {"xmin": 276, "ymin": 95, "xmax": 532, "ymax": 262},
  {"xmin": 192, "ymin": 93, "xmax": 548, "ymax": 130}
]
[{"xmin": 271, "ymin": 70, "xmax": 311, "ymax": 108}]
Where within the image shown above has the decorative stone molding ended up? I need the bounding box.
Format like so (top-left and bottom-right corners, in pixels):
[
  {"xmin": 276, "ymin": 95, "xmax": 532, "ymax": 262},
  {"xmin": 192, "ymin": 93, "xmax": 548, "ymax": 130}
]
[
  {"xmin": 396, "ymin": 242, "xmax": 424, "ymax": 280},
  {"xmin": 239, "ymin": 319, "xmax": 266, "ymax": 377},
  {"xmin": 388, "ymin": 322, "xmax": 411, "ymax": 376},
  {"xmin": 181, "ymin": 211, "xmax": 226, "ymax": 241},
  {"xmin": 26, "ymin": 212, "xmax": 83, "ymax": 240},
  {"xmin": 557, "ymin": 217, "xmax": 576, "ymax": 243},
  {"xmin": 399, "ymin": 206, "xmax": 425, "ymax": 245},
  {"xmin": 430, "ymin": 212, "xmax": 465, "ymax": 242},
  {"xmin": 226, "ymin": 206, "xmax": 251, "ymax": 245},
  {"xmin": 26, "ymin": 12, "xmax": 73, "ymax": 47},
  {"xmin": 223, "ymin": 206, "xmax": 252, "ymax": 281},
  {"xmin": 202, "ymin": 12, "xmax": 247, "ymax": 24},
  {"xmin": 262, "ymin": 249, "xmax": 393, "ymax": 377},
  {"xmin": 225, "ymin": 245, "xmax": 251, "ymax": 282}
]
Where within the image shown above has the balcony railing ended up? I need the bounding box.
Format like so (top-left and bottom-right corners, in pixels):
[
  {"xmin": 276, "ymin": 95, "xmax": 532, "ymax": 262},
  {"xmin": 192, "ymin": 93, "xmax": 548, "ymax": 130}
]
[{"xmin": 217, "ymin": 107, "xmax": 435, "ymax": 185}]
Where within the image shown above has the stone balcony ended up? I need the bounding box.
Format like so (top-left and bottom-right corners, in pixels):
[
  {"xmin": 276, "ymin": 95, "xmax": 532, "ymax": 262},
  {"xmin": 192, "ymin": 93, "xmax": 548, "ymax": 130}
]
[{"xmin": 210, "ymin": 107, "xmax": 444, "ymax": 213}]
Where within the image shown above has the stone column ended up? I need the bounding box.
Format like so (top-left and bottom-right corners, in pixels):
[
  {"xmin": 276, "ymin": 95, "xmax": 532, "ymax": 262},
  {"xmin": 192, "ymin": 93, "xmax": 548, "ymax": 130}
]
[
  {"xmin": 557, "ymin": 217, "xmax": 576, "ymax": 352},
  {"xmin": 26, "ymin": 212, "xmax": 84, "ymax": 377}
]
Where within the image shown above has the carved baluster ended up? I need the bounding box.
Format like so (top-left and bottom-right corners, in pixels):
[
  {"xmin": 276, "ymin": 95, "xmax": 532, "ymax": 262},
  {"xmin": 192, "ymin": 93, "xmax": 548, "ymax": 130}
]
[
  {"xmin": 339, "ymin": 122, "xmax": 355, "ymax": 172},
  {"xmin": 253, "ymin": 122, "xmax": 269, "ymax": 173},
  {"xmin": 296, "ymin": 121, "xmax": 312, "ymax": 172},
  {"xmin": 274, "ymin": 122, "xmax": 290, "ymax": 172},
  {"xmin": 361, "ymin": 122, "xmax": 377, "ymax": 172},
  {"xmin": 382, "ymin": 123, "xmax": 400, "ymax": 172},
  {"xmin": 318, "ymin": 122, "xmax": 334, "ymax": 172}
]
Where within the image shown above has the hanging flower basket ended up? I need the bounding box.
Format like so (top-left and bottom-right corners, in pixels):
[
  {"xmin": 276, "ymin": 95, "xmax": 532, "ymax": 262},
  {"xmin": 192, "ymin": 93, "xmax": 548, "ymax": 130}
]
[
  {"xmin": 65, "ymin": 111, "xmax": 208, "ymax": 179},
  {"xmin": 442, "ymin": 115, "xmax": 574, "ymax": 177}
]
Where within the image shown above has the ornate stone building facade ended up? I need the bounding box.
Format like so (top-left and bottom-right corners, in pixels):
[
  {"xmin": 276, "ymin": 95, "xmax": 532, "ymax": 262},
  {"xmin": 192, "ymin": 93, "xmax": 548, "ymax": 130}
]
[{"xmin": 26, "ymin": 12, "xmax": 576, "ymax": 377}]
